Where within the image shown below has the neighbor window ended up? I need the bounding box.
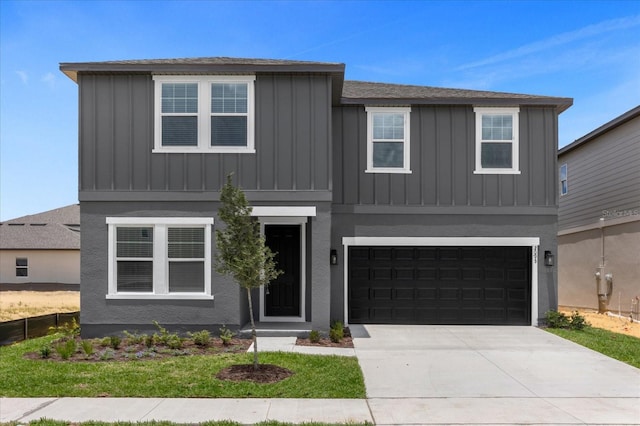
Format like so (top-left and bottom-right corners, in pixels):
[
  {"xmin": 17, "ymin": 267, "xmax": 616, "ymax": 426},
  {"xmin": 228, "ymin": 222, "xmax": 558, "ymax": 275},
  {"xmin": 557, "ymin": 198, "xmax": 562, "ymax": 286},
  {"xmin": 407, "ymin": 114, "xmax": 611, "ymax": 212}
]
[
  {"xmin": 560, "ymin": 163, "xmax": 568, "ymax": 195},
  {"xmin": 474, "ymin": 107, "xmax": 520, "ymax": 174},
  {"xmin": 366, "ymin": 107, "xmax": 411, "ymax": 173},
  {"xmin": 106, "ymin": 217, "xmax": 213, "ymax": 299},
  {"xmin": 15, "ymin": 258, "xmax": 28, "ymax": 277},
  {"xmin": 153, "ymin": 76, "xmax": 255, "ymax": 153}
]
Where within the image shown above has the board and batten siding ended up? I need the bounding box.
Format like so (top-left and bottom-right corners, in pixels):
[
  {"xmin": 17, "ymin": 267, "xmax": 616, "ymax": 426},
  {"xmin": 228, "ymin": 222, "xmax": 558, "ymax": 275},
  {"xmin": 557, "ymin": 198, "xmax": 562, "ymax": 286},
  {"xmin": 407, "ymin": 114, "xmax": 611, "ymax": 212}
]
[
  {"xmin": 332, "ymin": 105, "xmax": 559, "ymax": 210},
  {"xmin": 558, "ymin": 116, "xmax": 640, "ymax": 230},
  {"xmin": 78, "ymin": 73, "xmax": 332, "ymax": 200}
]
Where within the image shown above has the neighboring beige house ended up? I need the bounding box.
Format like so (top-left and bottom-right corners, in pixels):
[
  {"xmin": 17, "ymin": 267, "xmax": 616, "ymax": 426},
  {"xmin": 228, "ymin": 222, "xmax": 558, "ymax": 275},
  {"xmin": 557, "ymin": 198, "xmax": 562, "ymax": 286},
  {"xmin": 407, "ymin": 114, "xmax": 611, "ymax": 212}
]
[
  {"xmin": 0, "ymin": 204, "xmax": 80, "ymax": 289},
  {"xmin": 558, "ymin": 106, "xmax": 640, "ymax": 315}
]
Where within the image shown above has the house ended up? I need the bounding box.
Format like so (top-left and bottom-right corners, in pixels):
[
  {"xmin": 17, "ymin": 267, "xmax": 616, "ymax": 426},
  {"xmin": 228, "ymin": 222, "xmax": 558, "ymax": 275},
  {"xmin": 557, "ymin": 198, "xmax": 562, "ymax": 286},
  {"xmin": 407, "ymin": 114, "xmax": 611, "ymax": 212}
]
[
  {"xmin": 558, "ymin": 106, "xmax": 640, "ymax": 315},
  {"xmin": 0, "ymin": 204, "xmax": 80, "ymax": 290},
  {"xmin": 59, "ymin": 57, "xmax": 572, "ymax": 337}
]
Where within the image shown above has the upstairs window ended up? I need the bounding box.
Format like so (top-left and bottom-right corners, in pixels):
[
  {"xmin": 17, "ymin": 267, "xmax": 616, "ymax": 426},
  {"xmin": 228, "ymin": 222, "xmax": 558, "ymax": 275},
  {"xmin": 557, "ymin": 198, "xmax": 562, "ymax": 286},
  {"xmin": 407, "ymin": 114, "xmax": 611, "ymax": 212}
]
[
  {"xmin": 474, "ymin": 107, "xmax": 520, "ymax": 174},
  {"xmin": 366, "ymin": 107, "xmax": 411, "ymax": 174},
  {"xmin": 153, "ymin": 76, "xmax": 255, "ymax": 153},
  {"xmin": 16, "ymin": 258, "xmax": 28, "ymax": 277},
  {"xmin": 560, "ymin": 163, "xmax": 568, "ymax": 195}
]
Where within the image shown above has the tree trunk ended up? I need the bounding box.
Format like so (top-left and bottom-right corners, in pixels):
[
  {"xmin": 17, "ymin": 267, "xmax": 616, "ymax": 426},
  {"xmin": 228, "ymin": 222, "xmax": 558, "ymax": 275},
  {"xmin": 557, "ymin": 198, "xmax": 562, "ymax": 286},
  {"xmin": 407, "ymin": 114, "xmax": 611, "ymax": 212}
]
[{"xmin": 247, "ymin": 287, "xmax": 258, "ymax": 370}]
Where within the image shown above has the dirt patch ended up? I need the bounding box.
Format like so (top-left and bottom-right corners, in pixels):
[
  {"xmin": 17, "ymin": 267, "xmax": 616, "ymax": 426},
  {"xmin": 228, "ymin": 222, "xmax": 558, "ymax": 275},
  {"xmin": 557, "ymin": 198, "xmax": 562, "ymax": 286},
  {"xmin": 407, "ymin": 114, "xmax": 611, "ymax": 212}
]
[
  {"xmin": 216, "ymin": 364, "xmax": 294, "ymax": 383},
  {"xmin": 0, "ymin": 291, "xmax": 79, "ymax": 321},
  {"xmin": 560, "ymin": 306, "xmax": 640, "ymax": 339}
]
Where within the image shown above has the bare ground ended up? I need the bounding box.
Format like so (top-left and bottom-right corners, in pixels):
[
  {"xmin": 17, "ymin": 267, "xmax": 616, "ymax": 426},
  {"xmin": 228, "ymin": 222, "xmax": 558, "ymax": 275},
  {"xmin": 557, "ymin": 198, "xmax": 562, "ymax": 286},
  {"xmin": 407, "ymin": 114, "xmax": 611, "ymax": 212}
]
[
  {"xmin": 0, "ymin": 291, "xmax": 79, "ymax": 322},
  {"xmin": 559, "ymin": 306, "xmax": 640, "ymax": 338}
]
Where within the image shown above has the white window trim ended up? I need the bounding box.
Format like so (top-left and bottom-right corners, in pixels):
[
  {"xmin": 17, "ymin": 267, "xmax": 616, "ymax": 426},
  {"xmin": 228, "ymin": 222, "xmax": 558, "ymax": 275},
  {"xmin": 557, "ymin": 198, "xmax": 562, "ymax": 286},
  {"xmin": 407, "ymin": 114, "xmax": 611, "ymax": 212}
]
[
  {"xmin": 250, "ymin": 212, "xmax": 310, "ymax": 323},
  {"xmin": 341, "ymin": 236, "xmax": 540, "ymax": 326},
  {"xmin": 560, "ymin": 163, "xmax": 568, "ymax": 196},
  {"xmin": 106, "ymin": 217, "xmax": 214, "ymax": 300},
  {"xmin": 153, "ymin": 75, "xmax": 256, "ymax": 154},
  {"xmin": 365, "ymin": 106, "xmax": 412, "ymax": 174},
  {"xmin": 474, "ymin": 107, "xmax": 520, "ymax": 175}
]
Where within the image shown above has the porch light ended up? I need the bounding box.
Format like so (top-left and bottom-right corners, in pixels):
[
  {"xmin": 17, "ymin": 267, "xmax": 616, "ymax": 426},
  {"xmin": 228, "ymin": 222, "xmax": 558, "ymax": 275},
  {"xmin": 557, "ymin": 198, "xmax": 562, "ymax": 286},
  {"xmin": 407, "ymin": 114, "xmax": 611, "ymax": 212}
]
[
  {"xmin": 544, "ymin": 250, "xmax": 554, "ymax": 267},
  {"xmin": 330, "ymin": 249, "xmax": 338, "ymax": 265}
]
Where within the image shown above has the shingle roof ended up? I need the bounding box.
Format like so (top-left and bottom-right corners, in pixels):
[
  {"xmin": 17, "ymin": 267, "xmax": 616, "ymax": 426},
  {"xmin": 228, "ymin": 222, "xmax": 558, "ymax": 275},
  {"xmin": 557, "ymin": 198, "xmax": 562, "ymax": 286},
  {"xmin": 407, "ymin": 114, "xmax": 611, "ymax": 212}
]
[
  {"xmin": 342, "ymin": 80, "xmax": 573, "ymax": 112},
  {"xmin": 0, "ymin": 204, "xmax": 80, "ymax": 250},
  {"xmin": 60, "ymin": 57, "xmax": 346, "ymax": 83}
]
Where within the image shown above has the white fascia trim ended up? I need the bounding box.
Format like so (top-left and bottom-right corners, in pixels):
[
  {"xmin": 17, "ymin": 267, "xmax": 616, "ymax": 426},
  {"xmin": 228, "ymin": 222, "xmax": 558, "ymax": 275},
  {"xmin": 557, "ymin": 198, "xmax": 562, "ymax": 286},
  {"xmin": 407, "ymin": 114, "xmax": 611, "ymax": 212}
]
[
  {"xmin": 251, "ymin": 206, "xmax": 316, "ymax": 217},
  {"xmin": 341, "ymin": 236, "xmax": 540, "ymax": 327}
]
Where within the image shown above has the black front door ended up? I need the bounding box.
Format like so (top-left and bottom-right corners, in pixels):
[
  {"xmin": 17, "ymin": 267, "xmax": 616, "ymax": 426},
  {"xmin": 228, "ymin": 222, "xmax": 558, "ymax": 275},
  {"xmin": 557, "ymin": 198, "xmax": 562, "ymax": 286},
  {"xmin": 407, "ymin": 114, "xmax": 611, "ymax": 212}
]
[{"xmin": 265, "ymin": 224, "xmax": 301, "ymax": 317}]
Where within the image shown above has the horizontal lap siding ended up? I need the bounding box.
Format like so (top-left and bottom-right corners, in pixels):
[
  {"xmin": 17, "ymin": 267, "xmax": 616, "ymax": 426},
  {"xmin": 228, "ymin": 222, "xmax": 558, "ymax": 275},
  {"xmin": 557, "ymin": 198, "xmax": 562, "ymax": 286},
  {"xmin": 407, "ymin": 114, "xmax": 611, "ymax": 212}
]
[
  {"xmin": 558, "ymin": 118, "xmax": 640, "ymax": 230},
  {"xmin": 333, "ymin": 105, "xmax": 558, "ymax": 209},
  {"xmin": 79, "ymin": 73, "xmax": 331, "ymax": 196}
]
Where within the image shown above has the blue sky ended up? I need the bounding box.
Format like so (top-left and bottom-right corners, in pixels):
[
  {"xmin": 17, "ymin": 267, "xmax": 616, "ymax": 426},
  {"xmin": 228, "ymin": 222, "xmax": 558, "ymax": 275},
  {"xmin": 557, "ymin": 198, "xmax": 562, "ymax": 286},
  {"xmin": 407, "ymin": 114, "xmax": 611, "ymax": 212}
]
[{"xmin": 1, "ymin": 0, "xmax": 639, "ymax": 221}]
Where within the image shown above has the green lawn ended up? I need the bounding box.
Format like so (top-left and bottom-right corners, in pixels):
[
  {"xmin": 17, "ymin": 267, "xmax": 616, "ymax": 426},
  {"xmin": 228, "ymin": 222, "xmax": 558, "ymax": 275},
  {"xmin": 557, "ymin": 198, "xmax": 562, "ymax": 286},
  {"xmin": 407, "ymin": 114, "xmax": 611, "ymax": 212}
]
[
  {"xmin": 546, "ymin": 326, "xmax": 640, "ymax": 368},
  {"xmin": 0, "ymin": 335, "xmax": 365, "ymax": 398}
]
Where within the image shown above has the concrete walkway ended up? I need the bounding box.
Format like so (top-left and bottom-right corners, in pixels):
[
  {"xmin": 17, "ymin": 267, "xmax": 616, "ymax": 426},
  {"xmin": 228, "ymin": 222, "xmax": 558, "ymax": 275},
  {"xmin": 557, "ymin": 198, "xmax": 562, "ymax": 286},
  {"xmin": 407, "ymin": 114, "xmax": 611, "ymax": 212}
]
[{"xmin": 2, "ymin": 327, "xmax": 640, "ymax": 425}]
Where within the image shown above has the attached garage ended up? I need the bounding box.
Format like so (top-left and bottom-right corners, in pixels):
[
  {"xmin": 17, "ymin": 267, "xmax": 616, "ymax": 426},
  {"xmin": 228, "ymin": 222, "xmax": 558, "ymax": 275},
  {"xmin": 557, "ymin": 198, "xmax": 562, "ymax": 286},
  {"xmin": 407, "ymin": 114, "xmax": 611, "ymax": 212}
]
[{"xmin": 344, "ymin": 238, "xmax": 538, "ymax": 326}]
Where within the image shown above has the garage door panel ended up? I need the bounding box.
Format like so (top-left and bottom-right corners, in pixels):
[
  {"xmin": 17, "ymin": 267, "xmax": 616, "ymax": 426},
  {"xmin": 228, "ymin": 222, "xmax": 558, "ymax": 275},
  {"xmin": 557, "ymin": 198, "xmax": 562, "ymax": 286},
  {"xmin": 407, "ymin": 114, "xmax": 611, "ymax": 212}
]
[{"xmin": 348, "ymin": 246, "xmax": 531, "ymax": 325}]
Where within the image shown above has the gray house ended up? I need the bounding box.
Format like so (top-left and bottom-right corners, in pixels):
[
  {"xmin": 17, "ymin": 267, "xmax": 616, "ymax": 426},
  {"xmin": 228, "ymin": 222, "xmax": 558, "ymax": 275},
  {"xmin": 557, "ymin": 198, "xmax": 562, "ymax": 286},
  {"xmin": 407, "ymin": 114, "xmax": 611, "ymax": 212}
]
[
  {"xmin": 558, "ymin": 105, "xmax": 640, "ymax": 315},
  {"xmin": 59, "ymin": 57, "xmax": 572, "ymax": 337}
]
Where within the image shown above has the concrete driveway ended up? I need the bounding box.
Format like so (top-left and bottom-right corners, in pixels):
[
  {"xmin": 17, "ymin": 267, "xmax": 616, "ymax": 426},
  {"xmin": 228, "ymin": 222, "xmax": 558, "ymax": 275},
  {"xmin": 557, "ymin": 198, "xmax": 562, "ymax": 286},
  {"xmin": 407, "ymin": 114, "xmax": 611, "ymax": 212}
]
[{"xmin": 352, "ymin": 324, "xmax": 640, "ymax": 424}]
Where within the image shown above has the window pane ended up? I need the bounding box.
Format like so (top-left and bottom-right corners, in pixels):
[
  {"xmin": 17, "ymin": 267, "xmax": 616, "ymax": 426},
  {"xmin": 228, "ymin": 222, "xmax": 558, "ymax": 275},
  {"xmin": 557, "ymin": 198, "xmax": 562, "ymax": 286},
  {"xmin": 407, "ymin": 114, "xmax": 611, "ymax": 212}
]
[
  {"xmin": 162, "ymin": 116, "xmax": 198, "ymax": 146},
  {"xmin": 482, "ymin": 114, "xmax": 513, "ymax": 141},
  {"xmin": 16, "ymin": 268, "xmax": 28, "ymax": 277},
  {"xmin": 561, "ymin": 181, "xmax": 568, "ymax": 195},
  {"xmin": 373, "ymin": 142, "xmax": 404, "ymax": 168},
  {"xmin": 117, "ymin": 261, "xmax": 153, "ymax": 292},
  {"xmin": 117, "ymin": 227, "xmax": 153, "ymax": 258},
  {"xmin": 211, "ymin": 83, "xmax": 248, "ymax": 113},
  {"xmin": 162, "ymin": 83, "xmax": 198, "ymax": 113},
  {"xmin": 560, "ymin": 164, "xmax": 567, "ymax": 180},
  {"xmin": 16, "ymin": 258, "xmax": 28, "ymax": 267},
  {"xmin": 169, "ymin": 261, "xmax": 204, "ymax": 292},
  {"xmin": 481, "ymin": 142, "xmax": 512, "ymax": 168},
  {"xmin": 168, "ymin": 227, "xmax": 204, "ymax": 258},
  {"xmin": 373, "ymin": 113, "xmax": 404, "ymax": 140},
  {"xmin": 211, "ymin": 116, "xmax": 247, "ymax": 146}
]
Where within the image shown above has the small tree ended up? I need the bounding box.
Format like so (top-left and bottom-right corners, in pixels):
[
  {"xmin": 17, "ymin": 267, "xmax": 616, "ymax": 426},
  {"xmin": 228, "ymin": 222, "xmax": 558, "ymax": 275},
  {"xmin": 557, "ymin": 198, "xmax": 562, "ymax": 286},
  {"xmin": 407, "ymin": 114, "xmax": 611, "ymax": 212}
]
[{"xmin": 215, "ymin": 174, "xmax": 282, "ymax": 370}]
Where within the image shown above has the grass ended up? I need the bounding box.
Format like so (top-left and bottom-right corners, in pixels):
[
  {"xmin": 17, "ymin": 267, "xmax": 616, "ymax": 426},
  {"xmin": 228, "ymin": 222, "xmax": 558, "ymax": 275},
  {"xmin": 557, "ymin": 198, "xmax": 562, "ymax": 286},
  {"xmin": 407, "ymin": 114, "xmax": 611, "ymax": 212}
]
[
  {"xmin": 2, "ymin": 421, "xmax": 371, "ymax": 426},
  {"xmin": 0, "ymin": 334, "xmax": 365, "ymax": 398},
  {"xmin": 546, "ymin": 326, "xmax": 640, "ymax": 368}
]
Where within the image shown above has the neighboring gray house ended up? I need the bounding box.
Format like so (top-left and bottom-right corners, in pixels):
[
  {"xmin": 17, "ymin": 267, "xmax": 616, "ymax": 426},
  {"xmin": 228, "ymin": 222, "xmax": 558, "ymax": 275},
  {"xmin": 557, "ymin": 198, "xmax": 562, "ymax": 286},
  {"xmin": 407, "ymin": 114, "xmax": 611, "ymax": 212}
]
[
  {"xmin": 558, "ymin": 106, "xmax": 640, "ymax": 315},
  {"xmin": 0, "ymin": 204, "xmax": 80, "ymax": 289},
  {"xmin": 59, "ymin": 57, "xmax": 572, "ymax": 337}
]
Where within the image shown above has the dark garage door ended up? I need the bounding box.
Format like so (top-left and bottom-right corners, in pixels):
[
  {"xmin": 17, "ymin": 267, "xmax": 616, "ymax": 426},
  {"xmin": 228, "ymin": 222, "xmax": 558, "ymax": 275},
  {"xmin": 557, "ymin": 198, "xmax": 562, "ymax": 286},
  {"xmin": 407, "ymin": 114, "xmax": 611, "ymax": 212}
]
[{"xmin": 349, "ymin": 246, "xmax": 531, "ymax": 325}]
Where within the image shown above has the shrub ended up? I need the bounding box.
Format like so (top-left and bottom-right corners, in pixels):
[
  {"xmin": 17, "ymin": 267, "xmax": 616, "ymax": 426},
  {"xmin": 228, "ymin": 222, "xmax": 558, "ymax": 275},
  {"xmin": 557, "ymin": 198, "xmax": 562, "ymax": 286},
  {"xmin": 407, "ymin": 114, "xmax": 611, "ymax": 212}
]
[
  {"xmin": 329, "ymin": 320, "xmax": 344, "ymax": 343},
  {"xmin": 144, "ymin": 334, "xmax": 155, "ymax": 348},
  {"xmin": 40, "ymin": 345, "xmax": 51, "ymax": 359},
  {"xmin": 123, "ymin": 330, "xmax": 146, "ymax": 345},
  {"xmin": 188, "ymin": 330, "xmax": 211, "ymax": 347},
  {"xmin": 109, "ymin": 335, "xmax": 121, "ymax": 349},
  {"xmin": 99, "ymin": 336, "xmax": 111, "ymax": 347},
  {"xmin": 545, "ymin": 310, "xmax": 588, "ymax": 330},
  {"xmin": 48, "ymin": 318, "xmax": 80, "ymax": 338},
  {"xmin": 219, "ymin": 325, "xmax": 234, "ymax": 346},
  {"xmin": 80, "ymin": 340, "xmax": 94, "ymax": 356},
  {"xmin": 309, "ymin": 330, "xmax": 321, "ymax": 343},
  {"xmin": 166, "ymin": 334, "xmax": 183, "ymax": 350},
  {"xmin": 55, "ymin": 339, "xmax": 77, "ymax": 360}
]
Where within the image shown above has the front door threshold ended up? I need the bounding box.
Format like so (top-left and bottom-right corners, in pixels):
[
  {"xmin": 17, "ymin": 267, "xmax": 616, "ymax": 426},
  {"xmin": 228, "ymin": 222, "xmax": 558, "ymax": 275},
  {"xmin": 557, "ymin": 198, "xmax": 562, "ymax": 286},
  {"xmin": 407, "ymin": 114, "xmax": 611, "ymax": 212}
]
[{"xmin": 239, "ymin": 321, "xmax": 313, "ymax": 337}]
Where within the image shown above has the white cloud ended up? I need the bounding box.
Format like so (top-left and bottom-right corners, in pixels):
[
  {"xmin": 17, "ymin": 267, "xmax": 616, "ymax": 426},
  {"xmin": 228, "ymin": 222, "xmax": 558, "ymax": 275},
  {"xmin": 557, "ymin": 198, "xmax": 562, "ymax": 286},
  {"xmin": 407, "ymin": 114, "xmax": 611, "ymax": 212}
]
[
  {"xmin": 16, "ymin": 70, "xmax": 28, "ymax": 84},
  {"xmin": 41, "ymin": 72, "xmax": 56, "ymax": 88},
  {"xmin": 457, "ymin": 15, "xmax": 640, "ymax": 71}
]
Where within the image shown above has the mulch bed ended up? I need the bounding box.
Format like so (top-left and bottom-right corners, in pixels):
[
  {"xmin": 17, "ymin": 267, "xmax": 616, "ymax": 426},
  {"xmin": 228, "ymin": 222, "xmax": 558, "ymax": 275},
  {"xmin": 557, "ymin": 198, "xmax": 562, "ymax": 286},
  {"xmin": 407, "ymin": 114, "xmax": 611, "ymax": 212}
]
[
  {"xmin": 295, "ymin": 336, "xmax": 354, "ymax": 348},
  {"xmin": 216, "ymin": 363, "xmax": 294, "ymax": 383}
]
